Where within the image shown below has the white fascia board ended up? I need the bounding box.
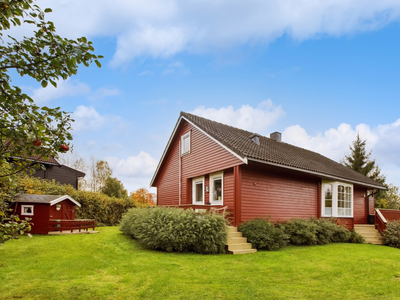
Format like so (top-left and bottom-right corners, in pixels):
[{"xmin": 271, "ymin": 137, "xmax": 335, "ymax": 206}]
[
  {"xmin": 150, "ymin": 115, "xmax": 247, "ymax": 187},
  {"xmin": 50, "ymin": 195, "xmax": 81, "ymax": 207},
  {"xmin": 150, "ymin": 116, "xmax": 185, "ymax": 187},
  {"xmin": 248, "ymin": 158, "xmax": 385, "ymax": 190}
]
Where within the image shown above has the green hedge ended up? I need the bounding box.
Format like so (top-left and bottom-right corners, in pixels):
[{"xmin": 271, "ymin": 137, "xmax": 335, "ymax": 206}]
[
  {"xmin": 21, "ymin": 176, "xmax": 134, "ymax": 226},
  {"xmin": 382, "ymin": 221, "xmax": 400, "ymax": 248},
  {"xmin": 120, "ymin": 207, "xmax": 228, "ymax": 254},
  {"xmin": 238, "ymin": 218, "xmax": 289, "ymax": 251},
  {"xmin": 238, "ymin": 218, "xmax": 364, "ymax": 250}
]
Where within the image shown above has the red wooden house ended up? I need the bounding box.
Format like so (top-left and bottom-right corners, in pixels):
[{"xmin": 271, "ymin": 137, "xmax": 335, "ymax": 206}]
[
  {"xmin": 12, "ymin": 194, "xmax": 95, "ymax": 234},
  {"xmin": 151, "ymin": 112, "xmax": 386, "ymax": 229}
]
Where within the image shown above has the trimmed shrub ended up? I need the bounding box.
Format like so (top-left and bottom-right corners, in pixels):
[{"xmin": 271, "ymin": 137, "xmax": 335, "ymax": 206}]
[
  {"xmin": 21, "ymin": 176, "xmax": 134, "ymax": 226},
  {"xmin": 348, "ymin": 230, "xmax": 365, "ymax": 244},
  {"xmin": 312, "ymin": 218, "xmax": 339, "ymax": 245},
  {"xmin": 283, "ymin": 219, "xmax": 318, "ymax": 245},
  {"xmin": 330, "ymin": 225, "xmax": 352, "ymax": 243},
  {"xmin": 382, "ymin": 221, "xmax": 400, "ymax": 248},
  {"xmin": 238, "ymin": 218, "xmax": 289, "ymax": 250},
  {"xmin": 120, "ymin": 207, "xmax": 227, "ymax": 254}
]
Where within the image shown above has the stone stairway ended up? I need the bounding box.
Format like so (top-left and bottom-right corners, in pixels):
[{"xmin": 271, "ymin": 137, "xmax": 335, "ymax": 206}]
[
  {"xmin": 354, "ymin": 224, "xmax": 383, "ymax": 245},
  {"xmin": 226, "ymin": 226, "xmax": 257, "ymax": 254}
]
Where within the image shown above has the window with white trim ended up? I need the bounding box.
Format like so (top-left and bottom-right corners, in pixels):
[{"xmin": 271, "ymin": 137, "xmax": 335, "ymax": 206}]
[
  {"xmin": 321, "ymin": 181, "xmax": 353, "ymax": 218},
  {"xmin": 192, "ymin": 176, "xmax": 205, "ymax": 204},
  {"xmin": 209, "ymin": 172, "xmax": 223, "ymax": 204},
  {"xmin": 21, "ymin": 205, "xmax": 34, "ymax": 216},
  {"xmin": 181, "ymin": 132, "xmax": 190, "ymax": 155}
]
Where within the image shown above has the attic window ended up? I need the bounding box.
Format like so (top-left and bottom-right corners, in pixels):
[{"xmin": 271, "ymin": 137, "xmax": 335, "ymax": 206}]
[{"xmin": 181, "ymin": 132, "xmax": 190, "ymax": 155}]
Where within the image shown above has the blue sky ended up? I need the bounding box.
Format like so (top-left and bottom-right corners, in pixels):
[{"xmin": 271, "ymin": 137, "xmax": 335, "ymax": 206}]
[{"xmin": 11, "ymin": 1, "xmax": 400, "ymax": 193}]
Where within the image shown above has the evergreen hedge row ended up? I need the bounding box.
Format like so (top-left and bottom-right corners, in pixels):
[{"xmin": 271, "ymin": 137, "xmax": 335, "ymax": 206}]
[
  {"xmin": 120, "ymin": 207, "xmax": 228, "ymax": 254},
  {"xmin": 21, "ymin": 177, "xmax": 134, "ymax": 226},
  {"xmin": 239, "ymin": 218, "xmax": 364, "ymax": 251}
]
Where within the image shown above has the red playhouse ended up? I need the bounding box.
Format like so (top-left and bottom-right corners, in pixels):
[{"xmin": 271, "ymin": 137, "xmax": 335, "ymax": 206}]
[{"xmin": 13, "ymin": 194, "xmax": 95, "ymax": 234}]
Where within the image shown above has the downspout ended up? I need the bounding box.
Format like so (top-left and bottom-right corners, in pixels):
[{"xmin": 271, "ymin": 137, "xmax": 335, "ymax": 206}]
[{"xmin": 179, "ymin": 140, "xmax": 181, "ymax": 206}]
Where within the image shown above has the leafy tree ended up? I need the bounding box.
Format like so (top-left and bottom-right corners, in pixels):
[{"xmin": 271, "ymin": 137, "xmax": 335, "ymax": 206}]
[
  {"xmin": 376, "ymin": 184, "xmax": 400, "ymax": 210},
  {"xmin": 0, "ymin": 0, "xmax": 102, "ymax": 177},
  {"xmin": 130, "ymin": 188, "xmax": 155, "ymax": 208},
  {"xmin": 0, "ymin": 0, "xmax": 102, "ymax": 244},
  {"xmin": 89, "ymin": 159, "xmax": 112, "ymax": 192},
  {"xmin": 101, "ymin": 177, "xmax": 128, "ymax": 199}
]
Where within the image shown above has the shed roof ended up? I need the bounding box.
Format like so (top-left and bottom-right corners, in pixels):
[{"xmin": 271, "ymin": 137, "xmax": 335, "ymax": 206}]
[
  {"xmin": 151, "ymin": 112, "xmax": 386, "ymax": 189},
  {"xmin": 14, "ymin": 194, "xmax": 81, "ymax": 207}
]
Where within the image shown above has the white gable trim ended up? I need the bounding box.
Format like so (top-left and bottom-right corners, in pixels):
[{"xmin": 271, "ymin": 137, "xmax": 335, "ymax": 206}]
[
  {"xmin": 50, "ymin": 195, "xmax": 81, "ymax": 207},
  {"xmin": 248, "ymin": 158, "xmax": 386, "ymax": 190},
  {"xmin": 150, "ymin": 115, "xmax": 247, "ymax": 187}
]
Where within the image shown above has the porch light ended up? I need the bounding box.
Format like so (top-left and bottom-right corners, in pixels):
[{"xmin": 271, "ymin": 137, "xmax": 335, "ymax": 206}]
[{"xmin": 56, "ymin": 204, "xmax": 61, "ymax": 211}]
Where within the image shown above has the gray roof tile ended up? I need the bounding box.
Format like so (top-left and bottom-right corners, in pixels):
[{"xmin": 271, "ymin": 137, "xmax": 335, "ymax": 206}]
[{"xmin": 181, "ymin": 112, "xmax": 385, "ymax": 189}]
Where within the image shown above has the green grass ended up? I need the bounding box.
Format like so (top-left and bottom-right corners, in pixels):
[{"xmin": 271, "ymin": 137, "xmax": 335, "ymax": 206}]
[{"xmin": 1, "ymin": 227, "xmax": 400, "ymax": 300}]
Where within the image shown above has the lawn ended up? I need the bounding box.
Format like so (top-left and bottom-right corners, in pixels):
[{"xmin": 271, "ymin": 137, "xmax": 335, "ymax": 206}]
[{"xmin": 1, "ymin": 227, "xmax": 400, "ymax": 300}]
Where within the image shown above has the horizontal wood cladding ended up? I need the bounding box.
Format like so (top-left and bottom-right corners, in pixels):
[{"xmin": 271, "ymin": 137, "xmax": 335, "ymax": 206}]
[
  {"xmin": 155, "ymin": 119, "xmax": 243, "ymax": 207},
  {"xmin": 157, "ymin": 134, "xmax": 180, "ymax": 206},
  {"xmin": 353, "ymin": 186, "xmax": 368, "ymax": 224},
  {"xmin": 32, "ymin": 165, "xmax": 80, "ymax": 189},
  {"xmin": 241, "ymin": 163, "xmax": 319, "ymax": 223}
]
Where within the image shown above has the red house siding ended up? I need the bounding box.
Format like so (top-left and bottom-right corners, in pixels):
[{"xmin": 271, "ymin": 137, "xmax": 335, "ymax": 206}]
[
  {"xmin": 240, "ymin": 163, "xmax": 319, "ymax": 223},
  {"xmin": 155, "ymin": 120, "xmax": 243, "ymax": 207}
]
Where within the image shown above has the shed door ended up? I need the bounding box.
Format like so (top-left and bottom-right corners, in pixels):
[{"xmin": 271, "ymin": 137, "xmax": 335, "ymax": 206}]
[{"xmin": 63, "ymin": 205, "xmax": 75, "ymax": 220}]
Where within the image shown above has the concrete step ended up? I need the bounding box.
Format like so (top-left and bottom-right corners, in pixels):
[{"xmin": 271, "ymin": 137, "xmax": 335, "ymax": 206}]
[
  {"xmin": 227, "ymin": 236, "xmax": 248, "ymax": 244},
  {"xmin": 354, "ymin": 225, "xmax": 383, "ymax": 245},
  {"xmin": 230, "ymin": 249, "xmax": 257, "ymax": 255},
  {"xmin": 227, "ymin": 226, "xmax": 238, "ymax": 232},
  {"xmin": 227, "ymin": 243, "xmax": 253, "ymax": 251},
  {"xmin": 227, "ymin": 231, "xmax": 242, "ymax": 238}
]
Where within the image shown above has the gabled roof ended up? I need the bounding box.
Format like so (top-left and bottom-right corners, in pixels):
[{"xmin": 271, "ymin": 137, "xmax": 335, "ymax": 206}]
[
  {"xmin": 151, "ymin": 112, "xmax": 386, "ymax": 189},
  {"xmin": 59, "ymin": 165, "xmax": 86, "ymax": 177},
  {"xmin": 14, "ymin": 194, "xmax": 81, "ymax": 207}
]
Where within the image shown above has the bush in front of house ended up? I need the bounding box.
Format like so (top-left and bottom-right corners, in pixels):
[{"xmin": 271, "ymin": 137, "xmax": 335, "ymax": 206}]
[
  {"xmin": 312, "ymin": 218, "xmax": 339, "ymax": 245},
  {"xmin": 382, "ymin": 220, "xmax": 400, "ymax": 248},
  {"xmin": 347, "ymin": 230, "xmax": 365, "ymax": 243},
  {"xmin": 120, "ymin": 207, "xmax": 228, "ymax": 254},
  {"xmin": 282, "ymin": 218, "xmax": 319, "ymax": 246},
  {"xmin": 238, "ymin": 218, "xmax": 289, "ymax": 251}
]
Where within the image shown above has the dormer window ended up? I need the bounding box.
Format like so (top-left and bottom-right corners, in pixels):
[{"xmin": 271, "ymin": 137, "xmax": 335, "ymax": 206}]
[{"xmin": 181, "ymin": 132, "xmax": 191, "ymax": 155}]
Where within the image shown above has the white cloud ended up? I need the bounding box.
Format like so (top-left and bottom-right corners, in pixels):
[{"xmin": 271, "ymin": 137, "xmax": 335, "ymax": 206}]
[
  {"xmin": 106, "ymin": 151, "xmax": 158, "ymax": 178},
  {"xmin": 163, "ymin": 61, "xmax": 190, "ymax": 75},
  {"xmin": 191, "ymin": 100, "xmax": 285, "ymax": 133},
  {"xmin": 283, "ymin": 119, "xmax": 400, "ymax": 186},
  {"xmin": 138, "ymin": 70, "xmax": 153, "ymax": 76},
  {"xmin": 30, "ymin": 79, "xmax": 90, "ymax": 104},
  {"xmin": 27, "ymin": 0, "xmax": 400, "ymax": 65},
  {"xmin": 72, "ymin": 105, "xmax": 123, "ymax": 132},
  {"xmin": 89, "ymin": 88, "xmax": 121, "ymax": 101}
]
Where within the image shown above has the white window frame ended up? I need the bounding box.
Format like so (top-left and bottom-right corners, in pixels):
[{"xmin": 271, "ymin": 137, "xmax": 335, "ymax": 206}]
[
  {"xmin": 21, "ymin": 205, "xmax": 34, "ymax": 216},
  {"xmin": 209, "ymin": 172, "xmax": 223, "ymax": 205},
  {"xmin": 192, "ymin": 176, "xmax": 205, "ymax": 205},
  {"xmin": 181, "ymin": 132, "xmax": 191, "ymax": 156},
  {"xmin": 321, "ymin": 181, "xmax": 353, "ymax": 218}
]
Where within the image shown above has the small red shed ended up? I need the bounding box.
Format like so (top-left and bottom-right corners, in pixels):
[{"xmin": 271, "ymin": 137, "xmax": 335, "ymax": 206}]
[{"xmin": 12, "ymin": 194, "xmax": 82, "ymax": 234}]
